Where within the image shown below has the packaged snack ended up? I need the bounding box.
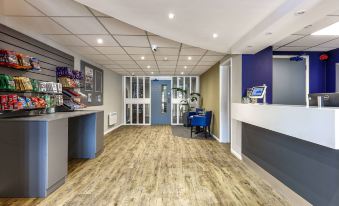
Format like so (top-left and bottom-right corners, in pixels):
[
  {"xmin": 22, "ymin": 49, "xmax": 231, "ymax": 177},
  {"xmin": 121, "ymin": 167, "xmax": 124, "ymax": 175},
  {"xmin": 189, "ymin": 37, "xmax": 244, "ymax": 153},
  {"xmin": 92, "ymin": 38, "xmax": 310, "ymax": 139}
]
[
  {"xmin": 17, "ymin": 54, "xmax": 32, "ymax": 69},
  {"xmin": 25, "ymin": 97, "xmax": 33, "ymax": 108},
  {"xmin": 8, "ymin": 94, "xmax": 18, "ymax": 103},
  {"xmin": 7, "ymin": 51, "xmax": 20, "ymax": 68},
  {"xmin": 18, "ymin": 96, "xmax": 26, "ymax": 109},
  {"xmin": 29, "ymin": 57, "xmax": 41, "ymax": 71},
  {"xmin": 0, "ymin": 95, "xmax": 8, "ymax": 104},
  {"xmin": 0, "ymin": 50, "xmax": 8, "ymax": 66},
  {"xmin": 30, "ymin": 79, "xmax": 39, "ymax": 92}
]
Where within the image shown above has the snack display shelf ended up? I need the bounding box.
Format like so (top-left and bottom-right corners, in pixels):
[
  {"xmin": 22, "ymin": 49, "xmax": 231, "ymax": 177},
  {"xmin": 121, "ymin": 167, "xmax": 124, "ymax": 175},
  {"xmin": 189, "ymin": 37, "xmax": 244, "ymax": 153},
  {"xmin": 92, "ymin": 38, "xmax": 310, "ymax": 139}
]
[
  {"xmin": 0, "ymin": 107, "xmax": 46, "ymax": 118},
  {"xmin": 0, "ymin": 90, "xmax": 62, "ymax": 95},
  {"xmin": 0, "ymin": 65, "xmax": 35, "ymax": 72}
]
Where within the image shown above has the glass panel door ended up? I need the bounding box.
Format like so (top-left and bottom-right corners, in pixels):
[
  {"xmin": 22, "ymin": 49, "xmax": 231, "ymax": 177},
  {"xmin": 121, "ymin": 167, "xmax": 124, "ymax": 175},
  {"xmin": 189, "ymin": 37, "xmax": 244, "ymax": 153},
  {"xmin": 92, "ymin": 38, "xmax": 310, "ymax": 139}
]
[
  {"xmin": 132, "ymin": 104, "xmax": 137, "ymax": 124},
  {"xmin": 126, "ymin": 104, "xmax": 131, "ymax": 124},
  {"xmin": 125, "ymin": 77, "xmax": 131, "ymax": 98},
  {"xmin": 145, "ymin": 77, "xmax": 150, "ymax": 98},
  {"xmin": 132, "ymin": 77, "xmax": 137, "ymax": 98},
  {"xmin": 138, "ymin": 77, "xmax": 144, "ymax": 98},
  {"xmin": 145, "ymin": 104, "xmax": 150, "ymax": 124},
  {"xmin": 138, "ymin": 104, "xmax": 144, "ymax": 124}
]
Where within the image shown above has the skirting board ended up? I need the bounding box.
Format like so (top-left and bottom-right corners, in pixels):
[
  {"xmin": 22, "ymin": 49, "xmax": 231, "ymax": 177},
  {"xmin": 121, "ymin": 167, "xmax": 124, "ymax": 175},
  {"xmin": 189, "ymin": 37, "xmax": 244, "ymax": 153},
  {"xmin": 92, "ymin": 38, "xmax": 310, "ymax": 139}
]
[
  {"xmin": 104, "ymin": 124, "xmax": 122, "ymax": 136},
  {"xmin": 242, "ymin": 155, "xmax": 312, "ymax": 206},
  {"xmin": 231, "ymin": 148, "xmax": 242, "ymax": 160}
]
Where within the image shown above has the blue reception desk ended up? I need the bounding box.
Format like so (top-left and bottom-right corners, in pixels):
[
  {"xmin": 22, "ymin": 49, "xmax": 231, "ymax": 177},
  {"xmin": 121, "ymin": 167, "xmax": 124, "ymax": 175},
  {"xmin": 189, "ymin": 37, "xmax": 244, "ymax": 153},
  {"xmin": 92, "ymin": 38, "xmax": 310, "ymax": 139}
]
[{"xmin": 0, "ymin": 110, "xmax": 104, "ymax": 198}]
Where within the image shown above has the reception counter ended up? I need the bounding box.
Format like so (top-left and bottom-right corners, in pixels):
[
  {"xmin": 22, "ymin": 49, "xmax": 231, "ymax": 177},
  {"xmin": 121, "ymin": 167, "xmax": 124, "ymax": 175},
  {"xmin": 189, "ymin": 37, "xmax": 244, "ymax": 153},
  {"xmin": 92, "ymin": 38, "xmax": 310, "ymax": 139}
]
[
  {"xmin": 0, "ymin": 110, "xmax": 104, "ymax": 198},
  {"xmin": 231, "ymin": 103, "xmax": 339, "ymax": 206}
]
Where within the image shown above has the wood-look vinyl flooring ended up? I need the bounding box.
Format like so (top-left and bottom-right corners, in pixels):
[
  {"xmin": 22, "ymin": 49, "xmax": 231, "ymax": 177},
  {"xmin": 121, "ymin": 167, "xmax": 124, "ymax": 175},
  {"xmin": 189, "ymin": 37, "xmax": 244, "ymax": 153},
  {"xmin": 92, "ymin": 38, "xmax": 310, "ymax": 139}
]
[{"xmin": 0, "ymin": 126, "xmax": 290, "ymax": 206}]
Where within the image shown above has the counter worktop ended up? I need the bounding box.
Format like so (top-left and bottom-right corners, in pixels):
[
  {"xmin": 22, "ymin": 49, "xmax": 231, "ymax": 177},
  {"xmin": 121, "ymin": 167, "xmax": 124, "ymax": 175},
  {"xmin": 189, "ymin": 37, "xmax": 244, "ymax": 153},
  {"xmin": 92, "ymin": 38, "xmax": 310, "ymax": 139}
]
[{"xmin": 0, "ymin": 110, "xmax": 103, "ymax": 122}]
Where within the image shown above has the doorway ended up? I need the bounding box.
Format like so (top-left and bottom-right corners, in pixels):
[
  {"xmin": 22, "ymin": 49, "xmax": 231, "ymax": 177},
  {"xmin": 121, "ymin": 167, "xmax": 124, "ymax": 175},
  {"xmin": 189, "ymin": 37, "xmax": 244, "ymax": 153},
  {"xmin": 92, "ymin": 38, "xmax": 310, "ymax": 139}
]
[
  {"xmin": 151, "ymin": 80, "xmax": 171, "ymax": 125},
  {"xmin": 272, "ymin": 55, "xmax": 309, "ymax": 105},
  {"xmin": 219, "ymin": 58, "xmax": 232, "ymax": 143}
]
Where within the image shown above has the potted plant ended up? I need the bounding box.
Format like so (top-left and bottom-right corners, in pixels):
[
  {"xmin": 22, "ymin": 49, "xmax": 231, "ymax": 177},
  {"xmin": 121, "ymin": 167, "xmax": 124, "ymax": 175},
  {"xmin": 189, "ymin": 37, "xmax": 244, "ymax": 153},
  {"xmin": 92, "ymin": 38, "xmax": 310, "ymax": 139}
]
[{"xmin": 172, "ymin": 88, "xmax": 201, "ymax": 126}]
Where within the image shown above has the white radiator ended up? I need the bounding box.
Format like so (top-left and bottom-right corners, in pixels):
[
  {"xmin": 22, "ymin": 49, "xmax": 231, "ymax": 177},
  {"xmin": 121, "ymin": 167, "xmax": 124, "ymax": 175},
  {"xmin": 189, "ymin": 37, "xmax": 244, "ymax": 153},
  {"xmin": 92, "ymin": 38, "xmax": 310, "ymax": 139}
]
[{"xmin": 108, "ymin": 112, "xmax": 117, "ymax": 126}]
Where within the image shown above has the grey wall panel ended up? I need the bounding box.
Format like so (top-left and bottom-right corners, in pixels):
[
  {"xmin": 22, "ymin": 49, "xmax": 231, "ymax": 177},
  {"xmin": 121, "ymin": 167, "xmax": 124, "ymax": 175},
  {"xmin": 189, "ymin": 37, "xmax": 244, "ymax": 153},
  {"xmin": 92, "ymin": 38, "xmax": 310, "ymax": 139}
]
[
  {"xmin": 242, "ymin": 123, "xmax": 339, "ymax": 206},
  {"xmin": 273, "ymin": 58, "xmax": 306, "ymax": 105},
  {"xmin": 0, "ymin": 23, "xmax": 74, "ymax": 85},
  {"xmin": 95, "ymin": 111, "xmax": 104, "ymax": 155}
]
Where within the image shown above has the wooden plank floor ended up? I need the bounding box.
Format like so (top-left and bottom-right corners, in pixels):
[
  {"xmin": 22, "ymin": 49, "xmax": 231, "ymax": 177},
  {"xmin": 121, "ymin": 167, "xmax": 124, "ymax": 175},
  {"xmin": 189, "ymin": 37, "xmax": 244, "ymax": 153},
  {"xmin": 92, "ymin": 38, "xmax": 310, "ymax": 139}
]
[{"xmin": 0, "ymin": 126, "xmax": 290, "ymax": 206}]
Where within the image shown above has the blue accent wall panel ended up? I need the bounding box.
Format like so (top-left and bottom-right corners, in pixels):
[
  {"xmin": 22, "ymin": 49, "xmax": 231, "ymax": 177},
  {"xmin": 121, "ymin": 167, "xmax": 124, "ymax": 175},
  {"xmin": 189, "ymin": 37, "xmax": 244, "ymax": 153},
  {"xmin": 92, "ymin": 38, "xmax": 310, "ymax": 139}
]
[
  {"xmin": 326, "ymin": 48, "xmax": 339, "ymax": 92},
  {"xmin": 242, "ymin": 47, "xmax": 273, "ymax": 103}
]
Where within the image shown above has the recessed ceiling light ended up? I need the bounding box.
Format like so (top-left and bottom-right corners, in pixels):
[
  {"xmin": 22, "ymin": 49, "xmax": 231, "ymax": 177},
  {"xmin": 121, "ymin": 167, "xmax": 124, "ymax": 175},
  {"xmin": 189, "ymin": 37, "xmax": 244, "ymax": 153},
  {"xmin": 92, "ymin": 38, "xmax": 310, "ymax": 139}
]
[
  {"xmin": 147, "ymin": 65, "xmax": 151, "ymax": 69},
  {"xmin": 213, "ymin": 33, "xmax": 218, "ymax": 38},
  {"xmin": 141, "ymin": 56, "xmax": 145, "ymax": 60},
  {"xmin": 184, "ymin": 66, "xmax": 187, "ymax": 69},
  {"xmin": 188, "ymin": 56, "xmax": 192, "ymax": 60},
  {"xmin": 151, "ymin": 72, "xmax": 154, "ymax": 74},
  {"xmin": 164, "ymin": 57, "xmax": 168, "ymax": 61},
  {"xmin": 168, "ymin": 13, "xmax": 175, "ymax": 19},
  {"xmin": 181, "ymin": 72, "xmax": 184, "ymax": 75},
  {"xmin": 295, "ymin": 10, "xmax": 306, "ymax": 16},
  {"xmin": 97, "ymin": 38, "xmax": 103, "ymax": 44},
  {"xmin": 312, "ymin": 21, "xmax": 339, "ymax": 35}
]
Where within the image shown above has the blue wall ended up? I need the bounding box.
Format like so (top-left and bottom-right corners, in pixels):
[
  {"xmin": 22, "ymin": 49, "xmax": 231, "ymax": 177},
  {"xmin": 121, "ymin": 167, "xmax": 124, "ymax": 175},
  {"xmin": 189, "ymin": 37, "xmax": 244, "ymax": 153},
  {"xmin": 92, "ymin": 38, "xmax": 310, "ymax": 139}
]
[
  {"xmin": 242, "ymin": 47, "xmax": 273, "ymax": 103},
  {"xmin": 326, "ymin": 48, "xmax": 339, "ymax": 92},
  {"xmin": 273, "ymin": 51, "xmax": 327, "ymax": 93}
]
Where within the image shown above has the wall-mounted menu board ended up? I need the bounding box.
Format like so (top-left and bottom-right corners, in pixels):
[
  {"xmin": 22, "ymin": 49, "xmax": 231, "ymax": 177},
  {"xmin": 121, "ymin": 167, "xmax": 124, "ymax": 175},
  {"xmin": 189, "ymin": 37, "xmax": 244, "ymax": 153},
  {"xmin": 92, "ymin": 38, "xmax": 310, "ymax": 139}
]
[{"xmin": 80, "ymin": 60, "xmax": 103, "ymax": 106}]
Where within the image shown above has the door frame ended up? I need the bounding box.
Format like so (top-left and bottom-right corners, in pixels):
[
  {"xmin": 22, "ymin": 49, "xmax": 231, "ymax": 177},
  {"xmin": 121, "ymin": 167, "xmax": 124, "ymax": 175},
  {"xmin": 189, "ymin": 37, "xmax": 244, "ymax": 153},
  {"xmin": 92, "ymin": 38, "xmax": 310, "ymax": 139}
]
[
  {"xmin": 272, "ymin": 55, "xmax": 310, "ymax": 105},
  {"xmin": 219, "ymin": 57, "xmax": 232, "ymax": 143}
]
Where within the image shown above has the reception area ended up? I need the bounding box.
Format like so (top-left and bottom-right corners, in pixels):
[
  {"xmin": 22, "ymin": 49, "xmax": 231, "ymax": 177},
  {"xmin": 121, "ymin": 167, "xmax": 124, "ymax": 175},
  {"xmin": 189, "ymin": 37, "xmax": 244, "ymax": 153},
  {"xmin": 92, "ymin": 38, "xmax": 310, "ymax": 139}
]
[{"xmin": 2, "ymin": 0, "xmax": 339, "ymax": 205}]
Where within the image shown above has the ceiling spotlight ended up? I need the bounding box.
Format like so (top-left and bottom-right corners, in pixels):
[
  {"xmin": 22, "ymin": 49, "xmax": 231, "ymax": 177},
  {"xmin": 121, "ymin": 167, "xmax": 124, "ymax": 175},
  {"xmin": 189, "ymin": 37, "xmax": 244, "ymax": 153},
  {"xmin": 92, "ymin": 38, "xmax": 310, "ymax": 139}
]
[
  {"xmin": 213, "ymin": 33, "xmax": 218, "ymax": 38},
  {"xmin": 295, "ymin": 10, "xmax": 306, "ymax": 16},
  {"xmin": 164, "ymin": 57, "xmax": 168, "ymax": 61},
  {"xmin": 151, "ymin": 72, "xmax": 154, "ymax": 74},
  {"xmin": 141, "ymin": 56, "xmax": 145, "ymax": 60},
  {"xmin": 181, "ymin": 72, "xmax": 184, "ymax": 75},
  {"xmin": 147, "ymin": 65, "xmax": 151, "ymax": 69},
  {"xmin": 188, "ymin": 56, "xmax": 192, "ymax": 60},
  {"xmin": 168, "ymin": 13, "xmax": 175, "ymax": 19},
  {"xmin": 97, "ymin": 38, "xmax": 103, "ymax": 44},
  {"xmin": 184, "ymin": 66, "xmax": 187, "ymax": 69}
]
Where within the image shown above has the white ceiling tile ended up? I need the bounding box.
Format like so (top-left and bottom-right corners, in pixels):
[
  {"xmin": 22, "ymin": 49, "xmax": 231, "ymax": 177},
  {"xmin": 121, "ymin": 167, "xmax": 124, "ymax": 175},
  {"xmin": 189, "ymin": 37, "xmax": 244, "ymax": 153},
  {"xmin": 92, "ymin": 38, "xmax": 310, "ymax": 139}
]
[
  {"xmin": 159, "ymin": 68, "xmax": 176, "ymax": 72},
  {"xmin": 124, "ymin": 47, "xmax": 152, "ymax": 54},
  {"xmin": 52, "ymin": 17, "xmax": 107, "ymax": 34},
  {"xmin": 95, "ymin": 47, "xmax": 125, "ymax": 54},
  {"xmin": 125, "ymin": 68, "xmax": 143, "ymax": 72},
  {"xmin": 177, "ymin": 65, "xmax": 194, "ymax": 70},
  {"xmin": 114, "ymin": 36, "xmax": 149, "ymax": 47},
  {"xmin": 205, "ymin": 50, "xmax": 226, "ymax": 56},
  {"xmin": 45, "ymin": 35, "xmax": 87, "ymax": 46},
  {"xmin": 149, "ymin": 36, "xmax": 180, "ymax": 48},
  {"xmin": 197, "ymin": 61, "xmax": 217, "ymax": 66},
  {"xmin": 181, "ymin": 47, "xmax": 206, "ymax": 55},
  {"xmin": 106, "ymin": 55, "xmax": 132, "ymax": 61},
  {"xmin": 157, "ymin": 61, "xmax": 177, "ymax": 66},
  {"xmin": 109, "ymin": 68, "xmax": 125, "ymax": 72},
  {"xmin": 27, "ymin": 0, "xmax": 91, "ymax": 16},
  {"xmin": 200, "ymin": 56, "xmax": 223, "ymax": 61},
  {"xmin": 2, "ymin": 17, "xmax": 70, "ymax": 34},
  {"xmin": 287, "ymin": 35, "xmax": 338, "ymax": 47},
  {"xmin": 116, "ymin": 61, "xmax": 139, "ymax": 68},
  {"xmin": 275, "ymin": 35, "xmax": 305, "ymax": 47},
  {"xmin": 155, "ymin": 55, "xmax": 178, "ymax": 61},
  {"xmin": 177, "ymin": 60, "xmax": 198, "ymax": 66},
  {"xmin": 182, "ymin": 44, "xmax": 194, "ymax": 48},
  {"xmin": 305, "ymin": 46, "xmax": 337, "ymax": 52},
  {"xmin": 293, "ymin": 16, "xmax": 339, "ymax": 36},
  {"xmin": 275, "ymin": 46, "xmax": 309, "ymax": 51},
  {"xmin": 146, "ymin": 31, "xmax": 158, "ymax": 36},
  {"xmin": 3, "ymin": 0, "xmax": 44, "ymax": 16},
  {"xmin": 158, "ymin": 65, "xmax": 176, "ymax": 69},
  {"xmin": 85, "ymin": 54, "xmax": 109, "ymax": 61},
  {"xmin": 195, "ymin": 65, "xmax": 212, "ymax": 70},
  {"xmin": 159, "ymin": 71, "xmax": 175, "ymax": 75},
  {"xmin": 95, "ymin": 59, "xmax": 116, "ymax": 64},
  {"xmin": 130, "ymin": 55, "xmax": 155, "ymax": 61},
  {"xmin": 178, "ymin": 55, "xmax": 201, "ymax": 62},
  {"xmin": 103, "ymin": 64, "xmax": 121, "ymax": 69},
  {"xmin": 99, "ymin": 18, "xmax": 145, "ymax": 35},
  {"xmin": 155, "ymin": 48, "xmax": 179, "ymax": 55},
  {"xmin": 136, "ymin": 61, "xmax": 157, "ymax": 66},
  {"xmin": 317, "ymin": 38, "xmax": 339, "ymax": 48},
  {"xmin": 67, "ymin": 46, "xmax": 100, "ymax": 54},
  {"xmin": 77, "ymin": 35, "xmax": 118, "ymax": 46}
]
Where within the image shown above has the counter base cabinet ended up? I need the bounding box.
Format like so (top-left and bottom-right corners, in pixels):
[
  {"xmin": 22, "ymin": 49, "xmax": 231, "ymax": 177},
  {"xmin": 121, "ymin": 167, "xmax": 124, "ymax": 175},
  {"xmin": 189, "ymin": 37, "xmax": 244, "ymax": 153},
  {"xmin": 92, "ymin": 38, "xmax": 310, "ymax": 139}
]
[{"xmin": 0, "ymin": 111, "xmax": 104, "ymax": 198}]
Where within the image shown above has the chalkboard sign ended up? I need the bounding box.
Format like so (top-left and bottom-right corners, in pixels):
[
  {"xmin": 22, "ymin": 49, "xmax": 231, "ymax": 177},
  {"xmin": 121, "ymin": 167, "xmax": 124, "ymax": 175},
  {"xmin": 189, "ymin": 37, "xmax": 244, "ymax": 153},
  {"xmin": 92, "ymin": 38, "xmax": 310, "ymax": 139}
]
[{"xmin": 80, "ymin": 60, "xmax": 103, "ymax": 106}]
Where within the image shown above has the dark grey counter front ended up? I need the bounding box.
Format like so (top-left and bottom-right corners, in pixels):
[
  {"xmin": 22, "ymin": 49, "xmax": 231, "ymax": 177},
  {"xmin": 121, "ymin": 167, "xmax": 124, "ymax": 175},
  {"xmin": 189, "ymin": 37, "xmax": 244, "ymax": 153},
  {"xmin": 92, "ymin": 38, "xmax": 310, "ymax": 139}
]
[{"xmin": 0, "ymin": 110, "xmax": 104, "ymax": 198}]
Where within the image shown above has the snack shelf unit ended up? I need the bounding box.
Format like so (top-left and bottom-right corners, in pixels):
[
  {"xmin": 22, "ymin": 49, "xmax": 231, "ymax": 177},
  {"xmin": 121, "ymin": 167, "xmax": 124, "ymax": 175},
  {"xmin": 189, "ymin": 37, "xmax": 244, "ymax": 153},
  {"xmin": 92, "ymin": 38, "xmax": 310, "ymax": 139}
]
[{"xmin": 0, "ymin": 107, "xmax": 46, "ymax": 118}]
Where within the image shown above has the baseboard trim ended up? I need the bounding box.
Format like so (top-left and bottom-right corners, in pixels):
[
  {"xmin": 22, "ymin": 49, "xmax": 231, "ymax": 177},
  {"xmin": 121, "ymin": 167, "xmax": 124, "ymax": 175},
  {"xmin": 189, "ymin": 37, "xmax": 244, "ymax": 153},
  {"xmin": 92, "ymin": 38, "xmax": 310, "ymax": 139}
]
[
  {"xmin": 242, "ymin": 155, "xmax": 312, "ymax": 206},
  {"xmin": 104, "ymin": 124, "xmax": 122, "ymax": 136},
  {"xmin": 211, "ymin": 133, "xmax": 219, "ymax": 141},
  {"xmin": 231, "ymin": 148, "xmax": 242, "ymax": 160}
]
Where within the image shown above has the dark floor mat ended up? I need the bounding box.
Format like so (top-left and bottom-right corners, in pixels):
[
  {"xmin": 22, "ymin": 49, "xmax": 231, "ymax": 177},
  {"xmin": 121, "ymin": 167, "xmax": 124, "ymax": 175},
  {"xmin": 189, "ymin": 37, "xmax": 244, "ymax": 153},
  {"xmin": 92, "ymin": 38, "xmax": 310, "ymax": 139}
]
[{"xmin": 171, "ymin": 125, "xmax": 214, "ymax": 139}]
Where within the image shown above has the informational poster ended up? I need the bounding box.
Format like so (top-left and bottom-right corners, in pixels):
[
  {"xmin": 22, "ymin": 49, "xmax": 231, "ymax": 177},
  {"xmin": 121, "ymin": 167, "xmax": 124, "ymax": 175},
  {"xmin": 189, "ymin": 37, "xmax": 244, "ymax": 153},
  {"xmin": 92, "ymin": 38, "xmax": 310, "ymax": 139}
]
[
  {"xmin": 80, "ymin": 61, "xmax": 103, "ymax": 106},
  {"xmin": 85, "ymin": 66, "xmax": 94, "ymax": 91}
]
